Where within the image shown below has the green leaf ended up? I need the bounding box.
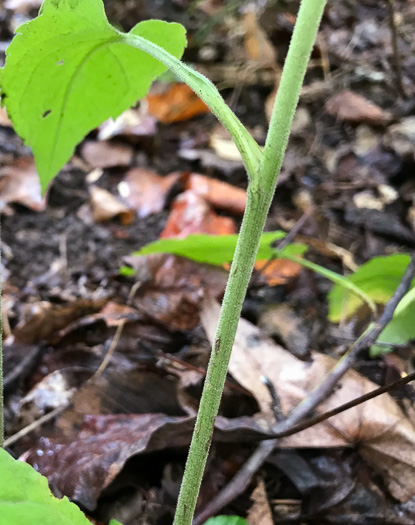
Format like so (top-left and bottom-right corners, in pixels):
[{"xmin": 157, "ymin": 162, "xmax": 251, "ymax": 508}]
[
  {"xmin": 132, "ymin": 231, "xmax": 286, "ymax": 266},
  {"xmin": 328, "ymin": 254, "xmax": 414, "ymax": 322},
  {"xmin": 0, "ymin": 448, "xmax": 91, "ymax": 525},
  {"xmin": 204, "ymin": 517, "xmax": 248, "ymax": 525},
  {"xmin": 274, "ymin": 242, "xmax": 308, "ymax": 258},
  {"xmin": 0, "ymin": 0, "xmax": 186, "ymax": 192},
  {"xmin": 109, "ymin": 520, "xmax": 124, "ymax": 525},
  {"xmin": 119, "ymin": 265, "xmax": 136, "ymax": 277},
  {"xmin": 372, "ymin": 287, "xmax": 415, "ymax": 356},
  {"xmin": 273, "ymin": 249, "xmax": 377, "ymax": 317}
]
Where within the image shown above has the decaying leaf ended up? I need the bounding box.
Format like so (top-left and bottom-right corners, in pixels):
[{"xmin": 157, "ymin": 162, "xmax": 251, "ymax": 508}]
[
  {"xmin": 201, "ymin": 296, "xmax": 415, "ymax": 502},
  {"xmin": 124, "ymin": 253, "xmax": 228, "ymax": 330},
  {"xmin": 81, "ymin": 140, "xmax": 134, "ymax": 168},
  {"xmin": 254, "ymin": 258, "xmax": 302, "ymax": 286},
  {"xmin": 186, "ymin": 173, "xmax": 247, "ymax": 215},
  {"xmin": 89, "ymin": 186, "xmax": 134, "ymax": 224},
  {"xmin": 13, "ymin": 298, "xmax": 107, "ymax": 344},
  {"xmin": 118, "ymin": 168, "xmax": 182, "ymax": 218},
  {"xmin": 247, "ymin": 479, "xmax": 273, "ymax": 525},
  {"xmin": 0, "ymin": 157, "xmax": 46, "ymax": 212},
  {"xmin": 325, "ymin": 90, "xmax": 391, "ymax": 125},
  {"xmin": 161, "ymin": 190, "xmax": 236, "ymax": 238},
  {"xmin": 243, "ymin": 8, "xmax": 277, "ymax": 69},
  {"xmin": 146, "ymin": 82, "xmax": 210, "ymax": 124}
]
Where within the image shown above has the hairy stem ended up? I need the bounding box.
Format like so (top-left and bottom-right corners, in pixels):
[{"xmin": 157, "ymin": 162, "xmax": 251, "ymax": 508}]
[
  {"xmin": 173, "ymin": 1, "xmax": 327, "ymax": 524},
  {"xmin": 125, "ymin": 33, "xmax": 262, "ymax": 181},
  {"xmin": 0, "ymin": 278, "xmax": 3, "ymax": 447}
]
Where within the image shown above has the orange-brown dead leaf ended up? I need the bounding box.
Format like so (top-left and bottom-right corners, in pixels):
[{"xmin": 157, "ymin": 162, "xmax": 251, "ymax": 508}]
[
  {"xmin": 161, "ymin": 190, "xmax": 236, "ymax": 238},
  {"xmin": 255, "ymin": 258, "xmax": 302, "ymax": 286},
  {"xmin": 146, "ymin": 83, "xmax": 210, "ymax": 124},
  {"xmin": 243, "ymin": 8, "xmax": 277, "ymax": 69},
  {"xmin": 186, "ymin": 173, "xmax": 246, "ymax": 215}
]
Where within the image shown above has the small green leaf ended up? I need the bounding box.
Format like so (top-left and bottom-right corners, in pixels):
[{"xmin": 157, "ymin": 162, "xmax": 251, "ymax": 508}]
[
  {"xmin": 119, "ymin": 265, "xmax": 136, "ymax": 277},
  {"xmin": 275, "ymin": 242, "xmax": 308, "ymax": 258},
  {"xmin": 0, "ymin": 0, "xmax": 186, "ymax": 192},
  {"xmin": 0, "ymin": 448, "xmax": 91, "ymax": 525},
  {"xmin": 328, "ymin": 254, "xmax": 414, "ymax": 322},
  {"xmin": 372, "ymin": 287, "xmax": 415, "ymax": 356},
  {"xmin": 133, "ymin": 231, "xmax": 286, "ymax": 266},
  {"xmin": 109, "ymin": 520, "xmax": 124, "ymax": 525},
  {"xmin": 204, "ymin": 516, "xmax": 248, "ymax": 525}
]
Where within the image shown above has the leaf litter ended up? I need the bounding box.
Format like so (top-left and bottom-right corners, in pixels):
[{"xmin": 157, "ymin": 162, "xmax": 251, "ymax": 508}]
[{"xmin": 2, "ymin": 0, "xmax": 415, "ymax": 523}]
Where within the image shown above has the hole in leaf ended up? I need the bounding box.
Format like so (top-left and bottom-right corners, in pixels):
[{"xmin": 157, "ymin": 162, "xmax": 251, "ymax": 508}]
[{"xmin": 57, "ymin": 60, "xmax": 64, "ymax": 66}]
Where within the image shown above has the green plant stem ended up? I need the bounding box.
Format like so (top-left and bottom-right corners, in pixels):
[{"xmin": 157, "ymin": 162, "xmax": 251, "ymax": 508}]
[
  {"xmin": 0, "ymin": 287, "xmax": 3, "ymax": 447},
  {"xmin": 124, "ymin": 33, "xmax": 262, "ymax": 181},
  {"xmin": 173, "ymin": 1, "xmax": 327, "ymax": 524}
]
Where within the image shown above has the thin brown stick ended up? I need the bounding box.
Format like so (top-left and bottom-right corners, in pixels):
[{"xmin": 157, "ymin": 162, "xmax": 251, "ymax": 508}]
[
  {"xmin": 277, "ymin": 251, "xmax": 415, "ymax": 430},
  {"xmin": 387, "ymin": 0, "xmax": 406, "ymax": 98},
  {"xmin": 267, "ymin": 369, "xmax": 415, "ymax": 440},
  {"xmin": 194, "ymin": 252, "xmax": 415, "ymax": 522},
  {"xmin": 4, "ymin": 401, "xmax": 71, "ymax": 448}
]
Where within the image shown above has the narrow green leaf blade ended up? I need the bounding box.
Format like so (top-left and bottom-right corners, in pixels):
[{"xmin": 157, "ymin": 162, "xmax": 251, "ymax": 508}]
[
  {"xmin": 204, "ymin": 517, "xmax": 248, "ymax": 525},
  {"xmin": 133, "ymin": 231, "xmax": 286, "ymax": 266},
  {"xmin": 0, "ymin": 448, "xmax": 91, "ymax": 525},
  {"xmin": 0, "ymin": 0, "xmax": 186, "ymax": 192}
]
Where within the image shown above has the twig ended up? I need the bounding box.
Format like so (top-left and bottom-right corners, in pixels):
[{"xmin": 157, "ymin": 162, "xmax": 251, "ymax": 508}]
[
  {"xmin": 4, "ymin": 401, "xmax": 71, "ymax": 448},
  {"xmin": 4, "ymin": 346, "xmax": 43, "ymax": 391},
  {"xmin": 387, "ymin": 0, "xmax": 406, "ymax": 98},
  {"xmin": 193, "ymin": 439, "xmax": 277, "ymax": 525},
  {"xmin": 267, "ymin": 369, "xmax": 415, "ymax": 440},
  {"xmin": 277, "ymin": 251, "xmax": 415, "ymax": 429},
  {"xmin": 194, "ymin": 252, "xmax": 415, "ymax": 522}
]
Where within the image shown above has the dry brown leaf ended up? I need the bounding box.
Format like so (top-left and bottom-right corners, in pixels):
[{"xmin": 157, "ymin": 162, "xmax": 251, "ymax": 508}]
[
  {"xmin": 161, "ymin": 190, "xmax": 236, "ymax": 238},
  {"xmin": 118, "ymin": 168, "xmax": 182, "ymax": 218},
  {"xmin": 186, "ymin": 173, "xmax": 247, "ymax": 215},
  {"xmin": 0, "ymin": 157, "xmax": 46, "ymax": 212},
  {"xmin": 243, "ymin": 9, "xmax": 277, "ymax": 68},
  {"xmin": 201, "ymin": 296, "xmax": 415, "ymax": 502},
  {"xmin": 89, "ymin": 186, "xmax": 134, "ymax": 224},
  {"xmin": 124, "ymin": 253, "xmax": 228, "ymax": 331},
  {"xmin": 81, "ymin": 140, "xmax": 134, "ymax": 168},
  {"xmin": 96, "ymin": 301, "xmax": 140, "ymax": 327},
  {"xmin": 325, "ymin": 90, "xmax": 391, "ymax": 125},
  {"xmin": 146, "ymin": 83, "xmax": 210, "ymax": 124},
  {"xmin": 13, "ymin": 298, "xmax": 107, "ymax": 344},
  {"xmin": 247, "ymin": 479, "xmax": 274, "ymax": 525}
]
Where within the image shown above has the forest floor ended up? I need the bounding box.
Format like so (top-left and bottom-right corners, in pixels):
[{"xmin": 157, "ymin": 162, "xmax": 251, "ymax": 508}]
[{"xmin": 1, "ymin": 0, "xmax": 415, "ymax": 523}]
